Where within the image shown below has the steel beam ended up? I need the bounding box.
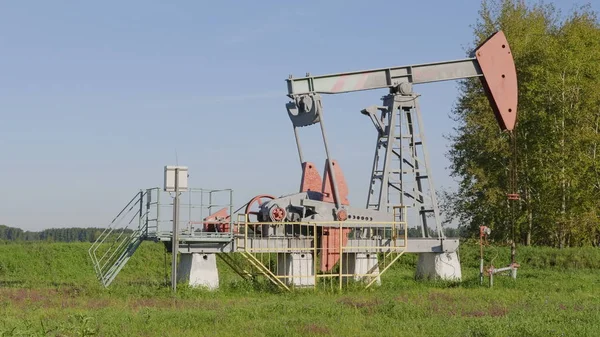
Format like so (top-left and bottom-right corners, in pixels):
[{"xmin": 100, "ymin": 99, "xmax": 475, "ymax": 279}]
[
  {"xmin": 287, "ymin": 59, "xmax": 480, "ymax": 96},
  {"xmin": 159, "ymin": 236, "xmax": 460, "ymax": 254},
  {"xmin": 286, "ymin": 30, "xmax": 518, "ymax": 132}
]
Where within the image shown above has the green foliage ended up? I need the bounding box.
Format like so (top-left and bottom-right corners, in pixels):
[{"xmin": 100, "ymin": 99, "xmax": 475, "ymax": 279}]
[
  {"xmin": 0, "ymin": 225, "xmax": 131, "ymax": 243},
  {"xmin": 443, "ymin": 0, "xmax": 600, "ymax": 247},
  {"xmin": 460, "ymin": 239, "xmax": 600, "ymax": 269}
]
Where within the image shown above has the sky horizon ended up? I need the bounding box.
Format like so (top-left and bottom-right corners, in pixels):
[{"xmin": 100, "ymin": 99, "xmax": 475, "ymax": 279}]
[{"xmin": 1, "ymin": 0, "xmax": 596, "ymax": 231}]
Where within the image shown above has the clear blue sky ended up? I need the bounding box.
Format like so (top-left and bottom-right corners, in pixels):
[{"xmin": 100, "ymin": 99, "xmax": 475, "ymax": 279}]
[{"xmin": 1, "ymin": 0, "xmax": 594, "ymax": 231}]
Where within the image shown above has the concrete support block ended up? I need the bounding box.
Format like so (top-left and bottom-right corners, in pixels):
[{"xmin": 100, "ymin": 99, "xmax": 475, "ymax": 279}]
[
  {"xmin": 276, "ymin": 253, "xmax": 315, "ymax": 287},
  {"xmin": 342, "ymin": 253, "xmax": 381, "ymax": 286},
  {"xmin": 177, "ymin": 253, "xmax": 219, "ymax": 290},
  {"xmin": 416, "ymin": 252, "xmax": 462, "ymax": 281}
]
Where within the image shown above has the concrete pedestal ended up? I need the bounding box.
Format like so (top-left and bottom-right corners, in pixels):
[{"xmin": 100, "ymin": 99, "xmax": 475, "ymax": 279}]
[
  {"xmin": 177, "ymin": 253, "xmax": 219, "ymax": 290},
  {"xmin": 276, "ymin": 253, "xmax": 315, "ymax": 287},
  {"xmin": 342, "ymin": 253, "xmax": 381, "ymax": 286},
  {"xmin": 416, "ymin": 252, "xmax": 462, "ymax": 281}
]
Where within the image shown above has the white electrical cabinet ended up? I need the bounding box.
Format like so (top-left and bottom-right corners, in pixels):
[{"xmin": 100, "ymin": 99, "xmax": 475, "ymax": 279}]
[{"xmin": 164, "ymin": 166, "xmax": 188, "ymax": 192}]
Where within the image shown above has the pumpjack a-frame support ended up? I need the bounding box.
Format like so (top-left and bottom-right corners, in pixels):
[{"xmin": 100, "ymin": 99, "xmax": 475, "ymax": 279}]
[
  {"xmin": 285, "ymin": 30, "xmax": 518, "ymax": 241},
  {"xmin": 362, "ymin": 90, "xmax": 442, "ymax": 238}
]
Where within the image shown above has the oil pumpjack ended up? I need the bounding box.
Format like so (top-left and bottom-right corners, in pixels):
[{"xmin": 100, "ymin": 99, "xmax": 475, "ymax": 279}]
[
  {"xmin": 237, "ymin": 30, "xmax": 518, "ymax": 280},
  {"xmin": 89, "ymin": 31, "xmax": 518, "ymax": 290}
]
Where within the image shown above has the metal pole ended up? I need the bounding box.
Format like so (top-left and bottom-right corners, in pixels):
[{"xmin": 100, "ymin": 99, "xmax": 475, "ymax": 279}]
[
  {"xmin": 316, "ymin": 109, "xmax": 341, "ymax": 209},
  {"xmin": 209, "ymin": 191, "xmax": 214, "ymax": 232},
  {"xmin": 377, "ymin": 95, "xmax": 397, "ymax": 214},
  {"xmin": 171, "ymin": 168, "xmax": 180, "ymax": 292},
  {"xmin": 338, "ymin": 222, "xmax": 343, "ymax": 290},
  {"xmin": 293, "ymin": 126, "xmax": 305, "ymax": 165},
  {"xmin": 139, "ymin": 190, "xmax": 144, "ymax": 235},
  {"xmin": 157, "ymin": 188, "xmax": 161, "ymax": 233},
  {"xmin": 209, "ymin": 190, "xmax": 213, "ymax": 216},
  {"xmin": 413, "ymin": 97, "xmax": 444, "ymax": 238},
  {"xmin": 229, "ymin": 189, "xmax": 233, "ymax": 235},
  {"xmin": 479, "ymin": 258, "xmax": 484, "ymax": 286},
  {"xmin": 200, "ymin": 189, "xmax": 203, "ymax": 232},
  {"xmin": 480, "ymin": 231, "xmax": 484, "ymax": 285},
  {"xmin": 145, "ymin": 189, "xmax": 151, "ymax": 236}
]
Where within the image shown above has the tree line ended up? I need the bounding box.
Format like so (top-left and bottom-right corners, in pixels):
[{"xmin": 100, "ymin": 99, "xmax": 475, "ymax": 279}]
[
  {"xmin": 0, "ymin": 225, "xmax": 132, "ymax": 243},
  {"xmin": 441, "ymin": 0, "xmax": 600, "ymax": 247}
]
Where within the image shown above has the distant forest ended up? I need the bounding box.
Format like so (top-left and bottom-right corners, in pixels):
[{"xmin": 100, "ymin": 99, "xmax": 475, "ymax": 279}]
[
  {"xmin": 0, "ymin": 224, "xmax": 465, "ymax": 242},
  {"xmin": 0, "ymin": 225, "xmax": 132, "ymax": 243}
]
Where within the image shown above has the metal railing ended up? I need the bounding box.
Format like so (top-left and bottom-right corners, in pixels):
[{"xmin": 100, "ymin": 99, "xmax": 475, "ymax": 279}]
[
  {"xmin": 88, "ymin": 187, "xmax": 236, "ymax": 287},
  {"xmin": 88, "ymin": 186, "xmax": 409, "ymax": 291},
  {"xmin": 148, "ymin": 188, "xmax": 235, "ymax": 239},
  {"xmin": 233, "ymin": 206, "xmax": 408, "ymax": 290},
  {"xmin": 88, "ymin": 190, "xmax": 149, "ymax": 287}
]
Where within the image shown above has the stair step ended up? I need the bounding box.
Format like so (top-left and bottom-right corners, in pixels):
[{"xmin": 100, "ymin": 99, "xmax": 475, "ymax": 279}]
[{"xmin": 89, "ymin": 190, "xmax": 152, "ymax": 288}]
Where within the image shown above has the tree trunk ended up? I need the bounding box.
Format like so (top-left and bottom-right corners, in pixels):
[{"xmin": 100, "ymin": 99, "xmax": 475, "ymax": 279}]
[
  {"xmin": 559, "ymin": 71, "xmax": 566, "ymax": 249},
  {"xmin": 524, "ymin": 139, "xmax": 532, "ymax": 246},
  {"xmin": 526, "ymin": 198, "xmax": 533, "ymax": 246}
]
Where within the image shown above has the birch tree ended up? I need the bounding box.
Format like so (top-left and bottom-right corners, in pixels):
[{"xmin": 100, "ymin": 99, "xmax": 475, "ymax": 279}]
[{"xmin": 443, "ymin": 0, "xmax": 600, "ymax": 247}]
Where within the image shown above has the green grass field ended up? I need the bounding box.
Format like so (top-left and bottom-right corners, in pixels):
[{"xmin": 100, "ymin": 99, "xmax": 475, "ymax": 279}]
[{"xmin": 1, "ymin": 241, "xmax": 599, "ymax": 336}]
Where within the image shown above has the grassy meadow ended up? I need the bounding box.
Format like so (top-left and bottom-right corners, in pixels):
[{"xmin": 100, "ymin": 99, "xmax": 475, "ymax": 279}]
[{"xmin": 0, "ymin": 240, "xmax": 599, "ymax": 336}]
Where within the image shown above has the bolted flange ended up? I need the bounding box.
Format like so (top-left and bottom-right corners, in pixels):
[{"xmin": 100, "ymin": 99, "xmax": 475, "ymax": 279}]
[{"xmin": 269, "ymin": 205, "xmax": 287, "ymax": 222}]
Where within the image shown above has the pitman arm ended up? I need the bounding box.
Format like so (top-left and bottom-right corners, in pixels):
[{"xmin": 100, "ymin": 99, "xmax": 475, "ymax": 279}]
[{"xmin": 286, "ymin": 30, "xmax": 518, "ymax": 131}]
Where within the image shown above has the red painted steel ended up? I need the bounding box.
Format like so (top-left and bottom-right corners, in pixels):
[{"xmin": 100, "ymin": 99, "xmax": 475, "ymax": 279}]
[
  {"xmin": 507, "ymin": 193, "xmax": 520, "ymax": 200},
  {"xmin": 202, "ymin": 207, "xmax": 232, "ymax": 233},
  {"xmin": 321, "ymin": 159, "xmax": 350, "ymax": 205},
  {"xmin": 244, "ymin": 195, "xmax": 275, "ymax": 219},
  {"xmin": 320, "ymin": 227, "xmax": 352, "ymax": 272},
  {"xmin": 243, "ymin": 194, "xmax": 276, "ymax": 233},
  {"xmin": 269, "ymin": 206, "xmax": 287, "ymax": 222},
  {"xmin": 319, "ymin": 159, "xmax": 351, "ymax": 272},
  {"xmin": 475, "ymin": 30, "xmax": 518, "ymax": 131},
  {"xmin": 336, "ymin": 209, "xmax": 348, "ymax": 221},
  {"xmin": 331, "ymin": 76, "xmax": 347, "ymax": 93},
  {"xmin": 299, "ymin": 162, "xmax": 323, "ymax": 193}
]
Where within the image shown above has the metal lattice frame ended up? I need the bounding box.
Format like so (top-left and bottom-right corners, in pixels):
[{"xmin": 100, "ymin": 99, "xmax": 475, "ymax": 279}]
[{"xmin": 364, "ymin": 93, "xmax": 443, "ymax": 238}]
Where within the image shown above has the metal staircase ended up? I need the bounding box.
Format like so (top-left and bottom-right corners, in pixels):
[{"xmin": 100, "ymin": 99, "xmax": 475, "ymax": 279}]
[
  {"xmin": 88, "ymin": 190, "xmax": 152, "ymax": 287},
  {"xmin": 88, "ymin": 187, "xmax": 233, "ymax": 287}
]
